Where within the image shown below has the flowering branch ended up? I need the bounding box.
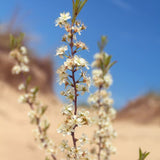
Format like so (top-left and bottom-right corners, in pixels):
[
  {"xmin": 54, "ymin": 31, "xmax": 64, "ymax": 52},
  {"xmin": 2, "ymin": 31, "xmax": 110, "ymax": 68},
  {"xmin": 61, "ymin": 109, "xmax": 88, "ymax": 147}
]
[
  {"xmin": 70, "ymin": 23, "xmax": 78, "ymax": 150},
  {"xmin": 55, "ymin": 0, "xmax": 91, "ymax": 159},
  {"xmin": 7, "ymin": 2, "xmax": 149, "ymax": 160},
  {"xmin": 9, "ymin": 34, "xmax": 57, "ymax": 160},
  {"xmin": 88, "ymin": 36, "xmax": 117, "ymax": 160}
]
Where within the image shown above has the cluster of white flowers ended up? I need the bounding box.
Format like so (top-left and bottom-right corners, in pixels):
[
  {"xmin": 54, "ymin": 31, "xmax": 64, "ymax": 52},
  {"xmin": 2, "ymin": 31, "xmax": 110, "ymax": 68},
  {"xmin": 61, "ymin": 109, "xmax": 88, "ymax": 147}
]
[
  {"xmin": 10, "ymin": 41, "xmax": 57, "ymax": 160},
  {"xmin": 55, "ymin": 12, "xmax": 71, "ymax": 27},
  {"xmin": 10, "ymin": 46, "xmax": 29, "ymax": 74},
  {"xmin": 88, "ymin": 46, "xmax": 117, "ymax": 160},
  {"xmin": 9, "ymin": 1, "xmax": 118, "ymax": 159},
  {"xmin": 59, "ymin": 140, "xmax": 89, "ymax": 160},
  {"xmin": 58, "ymin": 107, "xmax": 90, "ymax": 136},
  {"xmin": 56, "ymin": 12, "xmax": 91, "ymax": 159}
]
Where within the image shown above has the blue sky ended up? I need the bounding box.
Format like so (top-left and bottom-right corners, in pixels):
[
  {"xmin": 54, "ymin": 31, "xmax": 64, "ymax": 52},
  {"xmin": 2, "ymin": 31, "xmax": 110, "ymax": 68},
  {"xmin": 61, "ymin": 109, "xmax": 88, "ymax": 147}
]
[{"xmin": 0, "ymin": 0, "xmax": 160, "ymax": 109}]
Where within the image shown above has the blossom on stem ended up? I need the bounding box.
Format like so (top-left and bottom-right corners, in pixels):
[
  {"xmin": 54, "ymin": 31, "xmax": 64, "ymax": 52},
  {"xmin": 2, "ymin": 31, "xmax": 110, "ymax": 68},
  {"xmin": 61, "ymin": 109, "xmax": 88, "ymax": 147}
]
[
  {"xmin": 56, "ymin": 45, "xmax": 68, "ymax": 58},
  {"xmin": 88, "ymin": 37, "xmax": 117, "ymax": 160},
  {"xmin": 10, "ymin": 37, "xmax": 57, "ymax": 160},
  {"xmin": 10, "ymin": 46, "xmax": 30, "ymax": 74},
  {"xmin": 56, "ymin": 10, "xmax": 90, "ymax": 159},
  {"xmin": 55, "ymin": 12, "xmax": 71, "ymax": 27}
]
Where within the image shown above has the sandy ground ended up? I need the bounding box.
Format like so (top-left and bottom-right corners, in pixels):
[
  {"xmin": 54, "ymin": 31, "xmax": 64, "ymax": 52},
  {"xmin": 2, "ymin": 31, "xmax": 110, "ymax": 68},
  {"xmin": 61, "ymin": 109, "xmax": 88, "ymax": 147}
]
[{"xmin": 0, "ymin": 81, "xmax": 160, "ymax": 160}]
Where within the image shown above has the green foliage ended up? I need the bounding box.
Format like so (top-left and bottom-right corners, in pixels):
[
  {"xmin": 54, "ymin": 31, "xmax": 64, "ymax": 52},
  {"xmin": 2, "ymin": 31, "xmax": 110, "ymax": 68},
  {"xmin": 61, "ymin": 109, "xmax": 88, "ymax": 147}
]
[
  {"xmin": 25, "ymin": 76, "xmax": 32, "ymax": 91},
  {"xmin": 72, "ymin": 0, "xmax": 88, "ymax": 24},
  {"xmin": 45, "ymin": 157, "xmax": 50, "ymax": 160},
  {"xmin": 98, "ymin": 35, "xmax": 108, "ymax": 52},
  {"xmin": 138, "ymin": 148, "xmax": 150, "ymax": 160},
  {"xmin": 97, "ymin": 36, "xmax": 117, "ymax": 74},
  {"xmin": 26, "ymin": 75, "xmax": 32, "ymax": 84},
  {"xmin": 43, "ymin": 119, "xmax": 50, "ymax": 132},
  {"xmin": 10, "ymin": 33, "xmax": 24, "ymax": 49},
  {"xmin": 32, "ymin": 87, "xmax": 39, "ymax": 95},
  {"xmin": 40, "ymin": 105, "xmax": 48, "ymax": 116}
]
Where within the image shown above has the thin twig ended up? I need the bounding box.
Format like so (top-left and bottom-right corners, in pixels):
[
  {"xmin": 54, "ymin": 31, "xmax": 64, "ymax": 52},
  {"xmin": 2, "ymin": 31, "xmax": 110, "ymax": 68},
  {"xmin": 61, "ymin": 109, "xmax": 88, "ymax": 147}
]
[
  {"xmin": 97, "ymin": 86, "xmax": 102, "ymax": 160},
  {"xmin": 70, "ymin": 23, "xmax": 78, "ymax": 159}
]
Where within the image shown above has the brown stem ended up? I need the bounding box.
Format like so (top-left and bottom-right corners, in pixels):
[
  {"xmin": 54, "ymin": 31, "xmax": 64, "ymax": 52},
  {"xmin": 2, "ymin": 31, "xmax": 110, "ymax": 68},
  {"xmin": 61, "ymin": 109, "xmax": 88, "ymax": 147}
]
[
  {"xmin": 24, "ymin": 83, "xmax": 57, "ymax": 160},
  {"xmin": 71, "ymin": 132, "xmax": 77, "ymax": 148},
  {"xmin": 72, "ymin": 68, "xmax": 78, "ymax": 115},
  {"xmin": 97, "ymin": 124, "xmax": 102, "ymax": 160},
  {"xmin": 51, "ymin": 154, "xmax": 57, "ymax": 160},
  {"xmin": 97, "ymin": 86, "xmax": 102, "ymax": 160},
  {"xmin": 15, "ymin": 47, "xmax": 57, "ymax": 160},
  {"xmin": 70, "ymin": 26, "xmax": 78, "ymax": 115},
  {"xmin": 70, "ymin": 24, "xmax": 78, "ymax": 159}
]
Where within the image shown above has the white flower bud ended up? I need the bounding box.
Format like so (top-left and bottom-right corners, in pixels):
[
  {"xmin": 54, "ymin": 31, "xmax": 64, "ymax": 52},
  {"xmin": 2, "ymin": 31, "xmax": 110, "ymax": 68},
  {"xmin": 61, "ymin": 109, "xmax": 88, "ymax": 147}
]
[
  {"xmin": 12, "ymin": 65, "xmax": 21, "ymax": 74},
  {"xmin": 18, "ymin": 83, "xmax": 25, "ymax": 90},
  {"xmin": 20, "ymin": 46, "xmax": 27, "ymax": 55}
]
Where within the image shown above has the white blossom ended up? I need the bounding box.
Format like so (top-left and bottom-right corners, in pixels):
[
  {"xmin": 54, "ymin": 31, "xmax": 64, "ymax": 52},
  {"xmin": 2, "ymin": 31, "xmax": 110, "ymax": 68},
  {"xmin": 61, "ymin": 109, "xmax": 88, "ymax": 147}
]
[
  {"xmin": 18, "ymin": 83, "xmax": 25, "ymax": 90},
  {"xmin": 79, "ymin": 134, "xmax": 88, "ymax": 145},
  {"xmin": 20, "ymin": 46, "xmax": 27, "ymax": 55},
  {"xmin": 55, "ymin": 12, "xmax": 71, "ymax": 27},
  {"xmin": 18, "ymin": 95, "xmax": 26, "ymax": 103},
  {"xmin": 56, "ymin": 45, "xmax": 68, "ymax": 58},
  {"xmin": 12, "ymin": 65, "xmax": 21, "ymax": 74},
  {"xmin": 62, "ymin": 104, "xmax": 73, "ymax": 115},
  {"xmin": 74, "ymin": 55, "xmax": 89, "ymax": 69},
  {"xmin": 104, "ymin": 73, "xmax": 113, "ymax": 87},
  {"xmin": 21, "ymin": 64, "xmax": 30, "ymax": 72},
  {"xmin": 89, "ymin": 51, "xmax": 116, "ymax": 159}
]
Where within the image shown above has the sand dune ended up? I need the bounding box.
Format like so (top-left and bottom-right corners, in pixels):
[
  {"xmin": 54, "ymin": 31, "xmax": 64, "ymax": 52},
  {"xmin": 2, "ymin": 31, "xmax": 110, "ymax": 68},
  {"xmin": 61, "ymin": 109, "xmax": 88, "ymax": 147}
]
[
  {"xmin": 0, "ymin": 81, "xmax": 160, "ymax": 160},
  {"xmin": 117, "ymin": 94, "xmax": 160, "ymax": 124}
]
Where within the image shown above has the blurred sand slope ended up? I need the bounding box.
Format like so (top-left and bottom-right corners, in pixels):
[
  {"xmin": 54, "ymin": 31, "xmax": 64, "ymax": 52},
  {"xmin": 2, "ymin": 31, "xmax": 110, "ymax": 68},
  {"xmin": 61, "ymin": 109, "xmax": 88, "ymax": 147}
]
[{"xmin": 0, "ymin": 81, "xmax": 160, "ymax": 160}]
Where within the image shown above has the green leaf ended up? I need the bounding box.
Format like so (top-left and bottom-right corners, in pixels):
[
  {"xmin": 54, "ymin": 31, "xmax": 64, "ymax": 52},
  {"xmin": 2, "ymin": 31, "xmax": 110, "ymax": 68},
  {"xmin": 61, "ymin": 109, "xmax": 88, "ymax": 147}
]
[
  {"xmin": 100, "ymin": 61, "xmax": 104, "ymax": 71},
  {"xmin": 45, "ymin": 156, "xmax": 50, "ymax": 160},
  {"xmin": 72, "ymin": 0, "xmax": 87, "ymax": 24},
  {"xmin": 75, "ymin": 0, "xmax": 80, "ymax": 8},
  {"xmin": 19, "ymin": 32, "xmax": 24, "ymax": 43},
  {"xmin": 138, "ymin": 148, "xmax": 150, "ymax": 160},
  {"xmin": 17, "ymin": 33, "xmax": 24, "ymax": 48},
  {"xmin": 41, "ymin": 105, "xmax": 48, "ymax": 116},
  {"xmin": 72, "ymin": 0, "xmax": 79, "ymax": 23},
  {"xmin": 26, "ymin": 76, "xmax": 32, "ymax": 85},
  {"xmin": 9, "ymin": 33, "xmax": 25, "ymax": 49},
  {"xmin": 78, "ymin": 0, "xmax": 88, "ymax": 14},
  {"xmin": 108, "ymin": 61, "xmax": 117, "ymax": 70},
  {"xmin": 104, "ymin": 55, "xmax": 112, "ymax": 67},
  {"xmin": 101, "ymin": 35, "xmax": 108, "ymax": 47},
  {"xmin": 97, "ymin": 36, "xmax": 108, "ymax": 52},
  {"xmin": 75, "ymin": 0, "xmax": 80, "ymax": 14},
  {"xmin": 32, "ymin": 87, "xmax": 39, "ymax": 95},
  {"xmin": 9, "ymin": 34, "xmax": 15, "ymax": 49},
  {"xmin": 43, "ymin": 119, "xmax": 50, "ymax": 132}
]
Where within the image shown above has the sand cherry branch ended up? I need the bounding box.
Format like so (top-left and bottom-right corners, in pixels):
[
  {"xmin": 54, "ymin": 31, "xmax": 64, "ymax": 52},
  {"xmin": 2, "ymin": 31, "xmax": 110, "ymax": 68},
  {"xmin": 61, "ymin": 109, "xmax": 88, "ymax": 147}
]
[
  {"xmin": 55, "ymin": 1, "xmax": 91, "ymax": 159},
  {"xmin": 9, "ymin": 38, "xmax": 57, "ymax": 160},
  {"xmin": 88, "ymin": 36, "xmax": 117, "ymax": 160}
]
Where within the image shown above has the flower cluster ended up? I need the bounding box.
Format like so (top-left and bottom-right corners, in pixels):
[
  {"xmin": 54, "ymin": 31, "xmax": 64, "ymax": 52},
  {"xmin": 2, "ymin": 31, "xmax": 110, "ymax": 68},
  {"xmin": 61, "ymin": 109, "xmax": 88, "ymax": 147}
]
[
  {"xmin": 10, "ymin": 39, "xmax": 57, "ymax": 160},
  {"xmin": 9, "ymin": 1, "xmax": 118, "ymax": 160},
  {"xmin": 88, "ymin": 37, "xmax": 117, "ymax": 160},
  {"xmin": 59, "ymin": 134, "xmax": 89, "ymax": 160},
  {"xmin": 55, "ymin": 11, "xmax": 91, "ymax": 159},
  {"xmin": 58, "ymin": 106, "xmax": 90, "ymax": 136},
  {"xmin": 10, "ymin": 46, "xmax": 29, "ymax": 74}
]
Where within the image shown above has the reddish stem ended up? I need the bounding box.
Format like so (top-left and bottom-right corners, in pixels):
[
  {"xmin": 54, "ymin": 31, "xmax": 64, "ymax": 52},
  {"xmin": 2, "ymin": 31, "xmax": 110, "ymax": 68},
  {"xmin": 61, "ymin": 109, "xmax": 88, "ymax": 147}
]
[
  {"xmin": 97, "ymin": 86, "xmax": 102, "ymax": 160},
  {"xmin": 70, "ymin": 24, "xmax": 78, "ymax": 158},
  {"xmin": 24, "ymin": 82, "xmax": 57, "ymax": 160}
]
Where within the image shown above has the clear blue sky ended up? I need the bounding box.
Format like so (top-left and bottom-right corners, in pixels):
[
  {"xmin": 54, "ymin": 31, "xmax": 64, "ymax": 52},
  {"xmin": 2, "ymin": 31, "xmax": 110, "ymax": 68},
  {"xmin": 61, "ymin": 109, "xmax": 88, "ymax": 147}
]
[{"xmin": 1, "ymin": 0, "xmax": 160, "ymax": 109}]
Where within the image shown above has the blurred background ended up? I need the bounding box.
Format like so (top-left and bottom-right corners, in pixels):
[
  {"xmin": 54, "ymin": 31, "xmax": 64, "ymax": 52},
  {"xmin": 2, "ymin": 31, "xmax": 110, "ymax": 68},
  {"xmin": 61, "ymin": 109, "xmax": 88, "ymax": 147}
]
[
  {"xmin": 0, "ymin": 0, "xmax": 160, "ymax": 160},
  {"xmin": 1, "ymin": 0, "xmax": 160, "ymax": 109}
]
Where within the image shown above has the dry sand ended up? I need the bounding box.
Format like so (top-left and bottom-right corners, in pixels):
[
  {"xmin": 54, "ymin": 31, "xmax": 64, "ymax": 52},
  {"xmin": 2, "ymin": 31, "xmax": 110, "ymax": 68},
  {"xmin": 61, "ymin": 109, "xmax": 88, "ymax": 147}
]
[{"xmin": 0, "ymin": 81, "xmax": 160, "ymax": 160}]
